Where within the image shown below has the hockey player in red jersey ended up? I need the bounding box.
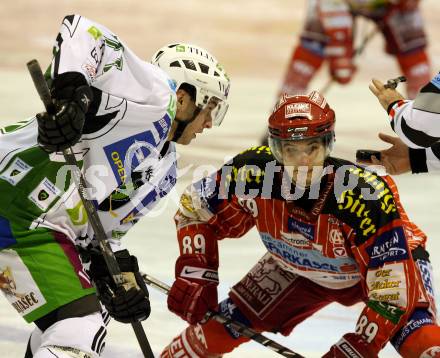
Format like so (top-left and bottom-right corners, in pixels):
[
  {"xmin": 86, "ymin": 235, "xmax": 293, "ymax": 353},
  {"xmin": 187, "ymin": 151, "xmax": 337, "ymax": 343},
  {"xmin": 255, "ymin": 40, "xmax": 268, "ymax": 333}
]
[
  {"xmin": 161, "ymin": 91, "xmax": 440, "ymax": 357},
  {"xmin": 281, "ymin": 0, "xmax": 430, "ymax": 99}
]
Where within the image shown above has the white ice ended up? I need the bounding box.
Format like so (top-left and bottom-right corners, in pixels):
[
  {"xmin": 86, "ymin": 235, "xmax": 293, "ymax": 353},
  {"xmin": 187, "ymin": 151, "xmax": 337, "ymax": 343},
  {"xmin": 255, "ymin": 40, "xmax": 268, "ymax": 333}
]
[
  {"xmin": 0, "ymin": 72, "xmax": 439, "ymax": 357},
  {"xmin": 1, "ymin": 1, "xmax": 440, "ymax": 355}
]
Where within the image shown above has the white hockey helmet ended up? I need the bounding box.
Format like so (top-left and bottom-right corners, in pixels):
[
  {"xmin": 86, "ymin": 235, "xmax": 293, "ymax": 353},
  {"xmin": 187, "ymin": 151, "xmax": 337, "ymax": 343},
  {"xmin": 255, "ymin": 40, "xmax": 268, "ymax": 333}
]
[{"xmin": 152, "ymin": 43, "xmax": 230, "ymax": 126}]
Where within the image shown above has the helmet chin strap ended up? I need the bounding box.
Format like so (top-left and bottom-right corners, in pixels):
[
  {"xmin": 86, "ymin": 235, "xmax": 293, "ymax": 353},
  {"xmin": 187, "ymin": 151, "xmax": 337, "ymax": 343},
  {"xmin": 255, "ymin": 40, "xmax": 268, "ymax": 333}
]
[
  {"xmin": 170, "ymin": 107, "xmax": 201, "ymax": 142},
  {"xmin": 170, "ymin": 118, "xmax": 189, "ymax": 142}
]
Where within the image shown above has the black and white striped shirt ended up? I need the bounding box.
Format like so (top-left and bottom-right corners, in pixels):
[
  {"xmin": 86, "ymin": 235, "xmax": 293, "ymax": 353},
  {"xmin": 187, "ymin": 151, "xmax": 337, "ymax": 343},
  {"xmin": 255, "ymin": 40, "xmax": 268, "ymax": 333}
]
[{"xmin": 389, "ymin": 73, "xmax": 440, "ymax": 173}]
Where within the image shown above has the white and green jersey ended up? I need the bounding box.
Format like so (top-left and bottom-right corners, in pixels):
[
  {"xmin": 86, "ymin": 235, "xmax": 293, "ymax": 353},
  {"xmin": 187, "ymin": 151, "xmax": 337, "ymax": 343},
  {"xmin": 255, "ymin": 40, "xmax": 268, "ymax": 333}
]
[{"xmin": 0, "ymin": 15, "xmax": 177, "ymax": 251}]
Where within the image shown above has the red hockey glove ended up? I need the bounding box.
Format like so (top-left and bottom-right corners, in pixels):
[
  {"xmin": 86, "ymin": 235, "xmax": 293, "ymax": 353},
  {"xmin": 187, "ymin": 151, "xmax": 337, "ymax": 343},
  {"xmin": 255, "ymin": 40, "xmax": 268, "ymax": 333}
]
[
  {"xmin": 329, "ymin": 57, "xmax": 356, "ymax": 85},
  {"xmin": 322, "ymin": 333, "xmax": 377, "ymax": 358},
  {"xmin": 168, "ymin": 254, "xmax": 219, "ymax": 325}
]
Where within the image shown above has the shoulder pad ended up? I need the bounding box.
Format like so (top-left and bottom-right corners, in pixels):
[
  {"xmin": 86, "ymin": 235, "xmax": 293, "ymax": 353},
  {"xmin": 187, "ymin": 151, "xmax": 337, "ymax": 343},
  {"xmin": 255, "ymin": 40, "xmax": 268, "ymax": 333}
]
[
  {"xmin": 331, "ymin": 162, "xmax": 401, "ymax": 245},
  {"xmin": 227, "ymin": 146, "xmax": 277, "ymax": 189},
  {"xmin": 232, "ymin": 146, "xmax": 275, "ymax": 168}
]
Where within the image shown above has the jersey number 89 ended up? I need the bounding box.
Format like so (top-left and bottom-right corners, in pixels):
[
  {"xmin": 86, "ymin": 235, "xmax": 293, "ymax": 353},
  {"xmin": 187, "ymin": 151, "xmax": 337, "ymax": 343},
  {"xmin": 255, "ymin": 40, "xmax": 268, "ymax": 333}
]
[
  {"xmin": 182, "ymin": 234, "xmax": 206, "ymax": 254},
  {"xmin": 355, "ymin": 315, "xmax": 378, "ymax": 343}
]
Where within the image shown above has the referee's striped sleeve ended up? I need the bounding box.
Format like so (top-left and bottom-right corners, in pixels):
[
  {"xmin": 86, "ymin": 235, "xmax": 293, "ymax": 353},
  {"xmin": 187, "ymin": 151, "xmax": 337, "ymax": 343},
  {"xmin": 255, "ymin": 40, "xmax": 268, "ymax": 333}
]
[
  {"xmin": 389, "ymin": 74, "xmax": 440, "ymax": 149},
  {"xmin": 409, "ymin": 142, "xmax": 440, "ymax": 173}
]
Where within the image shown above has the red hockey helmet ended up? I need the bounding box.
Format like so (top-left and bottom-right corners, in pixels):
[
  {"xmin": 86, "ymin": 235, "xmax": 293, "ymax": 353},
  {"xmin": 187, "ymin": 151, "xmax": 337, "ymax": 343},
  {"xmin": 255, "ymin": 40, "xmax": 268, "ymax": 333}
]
[{"xmin": 268, "ymin": 91, "xmax": 336, "ymax": 164}]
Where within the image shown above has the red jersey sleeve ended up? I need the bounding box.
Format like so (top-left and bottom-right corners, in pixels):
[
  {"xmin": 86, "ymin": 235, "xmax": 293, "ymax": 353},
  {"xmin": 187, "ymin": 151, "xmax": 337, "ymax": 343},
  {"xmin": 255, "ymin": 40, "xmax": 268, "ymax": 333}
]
[
  {"xmin": 174, "ymin": 164, "xmax": 256, "ymax": 267},
  {"xmin": 340, "ymin": 169, "xmax": 428, "ymax": 353}
]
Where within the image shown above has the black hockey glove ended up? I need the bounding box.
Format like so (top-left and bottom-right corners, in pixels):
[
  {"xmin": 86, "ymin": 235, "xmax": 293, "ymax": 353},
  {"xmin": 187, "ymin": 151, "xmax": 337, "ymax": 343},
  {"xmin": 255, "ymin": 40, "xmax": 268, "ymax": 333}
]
[
  {"xmin": 36, "ymin": 72, "xmax": 93, "ymax": 153},
  {"xmin": 89, "ymin": 249, "xmax": 151, "ymax": 324}
]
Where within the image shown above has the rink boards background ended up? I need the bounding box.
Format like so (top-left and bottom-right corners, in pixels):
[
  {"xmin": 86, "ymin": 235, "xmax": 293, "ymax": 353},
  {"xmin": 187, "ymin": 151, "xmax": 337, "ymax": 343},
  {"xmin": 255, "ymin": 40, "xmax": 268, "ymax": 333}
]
[{"xmin": 1, "ymin": 1, "xmax": 440, "ymax": 356}]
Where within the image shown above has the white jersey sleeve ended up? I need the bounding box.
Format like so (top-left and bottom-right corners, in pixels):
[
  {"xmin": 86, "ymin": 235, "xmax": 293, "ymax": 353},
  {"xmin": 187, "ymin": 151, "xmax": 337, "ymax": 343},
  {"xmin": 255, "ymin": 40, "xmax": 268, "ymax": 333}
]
[
  {"xmin": 389, "ymin": 73, "xmax": 440, "ymax": 173},
  {"xmin": 5, "ymin": 14, "xmax": 179, "ymax": 247},
  {"xmin": 389, "ymin": 73, "xmax": 440, "ymax": 149},
  {"xmin": 49, "ymin": 15, "xmax": 105, "ymax": 84}
]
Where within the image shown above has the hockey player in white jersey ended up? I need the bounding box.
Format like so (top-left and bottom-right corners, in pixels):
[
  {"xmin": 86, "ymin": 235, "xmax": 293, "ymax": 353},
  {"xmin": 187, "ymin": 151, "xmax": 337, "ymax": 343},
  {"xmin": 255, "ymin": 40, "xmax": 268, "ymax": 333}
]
[
  {"xmin": 0, "ymin": 14, "xmax": 230, "ymax": 358},
  {"xmin": 363, "ymin": 75, "xmax": 440, "ymax": 174}
]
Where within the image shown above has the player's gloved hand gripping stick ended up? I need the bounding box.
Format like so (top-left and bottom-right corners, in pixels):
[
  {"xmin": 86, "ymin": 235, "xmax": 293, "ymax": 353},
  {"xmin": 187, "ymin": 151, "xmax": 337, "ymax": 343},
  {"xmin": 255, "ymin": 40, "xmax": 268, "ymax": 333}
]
[
  {"xmin": 142, "ymin": 272, "xmax": 306, "ymax": 358},
  {"xmin": 27, "ymin": 59, "xmax": 155, "ymax": 358}
]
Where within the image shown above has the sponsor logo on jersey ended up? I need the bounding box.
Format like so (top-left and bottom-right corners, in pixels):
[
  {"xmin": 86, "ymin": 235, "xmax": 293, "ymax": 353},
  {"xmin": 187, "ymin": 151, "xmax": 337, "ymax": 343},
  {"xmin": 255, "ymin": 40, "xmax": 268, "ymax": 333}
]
[
  {"xmin": 66, "ymin": 201, "xmax": 88, "ymax": 226},
  {"xmin": 280, "ymin": 231, "xmax": 310, "ymax": 247},
  {"xmin": 416, "ymin": 259, "xmax": 435, "ymax": 297},
  {"xmin": 287, "ymin": 217, "xmax": 314, "ymax": 241},
  {"xmin": 28, "ymin": 178, "xmax": 61, "ymax": 211},
  {"xmin": 0, "ymin": 157, "xmax": 32, "ymax": 186},
  {"xmin": 347, "ymin": 167, "xmax": 397, "ymax": 215},
  {"xmin": 367, "ymin": 227, "xmax": 408, "ymax": 267},
  {"xmin": 330, "ymin": 229, "xmax": 345, "ymax": 245},
  {"xmin": 0, "ymin": 266, "xmax": 19, "ymax": 297},
  {"xmin": 368, "ymin": 301, "xmax": 405, "ymax": 325},
  {"xmin": 391, "ymin": 309, "xmax": 434, "ymax": 349},
  {"xmin": 82, "ymin": 61, "xmax": 97, "ymax": 81},
  {"xmin": 87, "ymin": 26, "xmax": 103, "ymax": 40},
  {"xmin": 337, "ymin": 189, "xmax": 377, "ymax": 237},
  {"xmin": 11, "ymin": 291, "xmax": 41, "ymax": 314},
  {"xmin": 103, "ymin": 130, "xmax": 157, "ymax": 185},
  {"xmin": 0, "ymin": 250, "xmax": 46, "ymax": 316},
  {"xmin": 333, "ymin": 247, "xmax": 347, "ymax": 257},
  {"xmin": 225, "ymin": 164, "xmax": 266, "ymax": 189},
  {"xmin": 37, "ymin": 190, "xmax": 49, "ymax": 201},
  {"xmin": 367, "ymin": 263, "xmax": 407, "ymax": 306},
  {"xmin": 370, "ymin": 278, "xmax": 401, "ymax": 290},
  {"xmin": 261, "ymin": 233, "xmax": 358, "ymax": 274}
]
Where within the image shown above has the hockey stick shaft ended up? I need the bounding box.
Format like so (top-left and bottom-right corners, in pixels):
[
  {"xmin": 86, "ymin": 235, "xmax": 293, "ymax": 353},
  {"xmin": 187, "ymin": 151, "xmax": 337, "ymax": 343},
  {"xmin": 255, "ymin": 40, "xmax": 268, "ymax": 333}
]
[
  {"xmin": 26, "ymin": 59, "xmax": 154, "ymax": 358},
  {"xmin": 142, "ymin": 273, "xmax": 305, "ymax": 358}
]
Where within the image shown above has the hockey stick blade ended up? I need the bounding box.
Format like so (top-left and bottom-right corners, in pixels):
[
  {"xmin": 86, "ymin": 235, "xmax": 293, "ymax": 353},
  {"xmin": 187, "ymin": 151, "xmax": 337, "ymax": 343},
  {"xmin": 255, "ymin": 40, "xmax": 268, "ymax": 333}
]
[
  {"xmin": 142, "ymin": 273, "xmax": 306, "ymax": 358},
  {"xmin": 27, "ymin": 59, "xmax": 154, "ymax": 358}
]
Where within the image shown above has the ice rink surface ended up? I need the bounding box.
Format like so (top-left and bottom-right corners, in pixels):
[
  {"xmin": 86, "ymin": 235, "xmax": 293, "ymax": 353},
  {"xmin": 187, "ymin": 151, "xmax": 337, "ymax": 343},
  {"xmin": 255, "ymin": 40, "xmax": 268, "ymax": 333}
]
[{"xmin": 1, "ymin": 1, "xmax": 440, "ymax": 357}]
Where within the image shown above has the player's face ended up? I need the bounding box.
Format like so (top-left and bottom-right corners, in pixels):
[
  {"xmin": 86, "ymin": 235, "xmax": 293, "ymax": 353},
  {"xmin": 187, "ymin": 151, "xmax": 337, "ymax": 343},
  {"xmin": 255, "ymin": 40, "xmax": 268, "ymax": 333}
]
[
  {"xmin": 177, "ymin": 97, "xmax": 219, "ymax": 145},
  {"xmin": 281, "ymin": 138, "xmax": 327, "ymax": 187}
]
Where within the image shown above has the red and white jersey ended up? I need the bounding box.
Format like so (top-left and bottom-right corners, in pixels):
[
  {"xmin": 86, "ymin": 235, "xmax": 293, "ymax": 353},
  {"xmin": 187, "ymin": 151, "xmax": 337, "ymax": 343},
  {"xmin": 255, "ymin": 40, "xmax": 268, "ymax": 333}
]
[{"xmin": 174, "ymin": 146, "xmax": 433, "ymax": 352}]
